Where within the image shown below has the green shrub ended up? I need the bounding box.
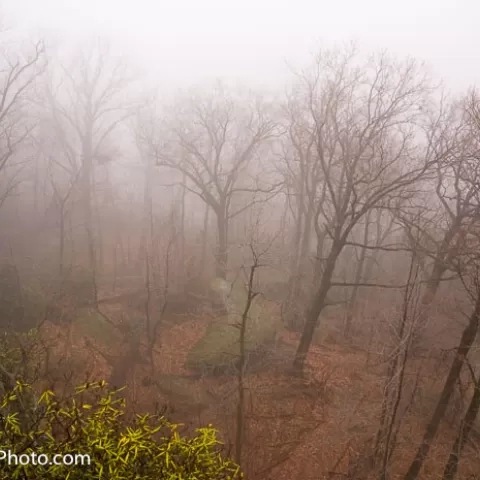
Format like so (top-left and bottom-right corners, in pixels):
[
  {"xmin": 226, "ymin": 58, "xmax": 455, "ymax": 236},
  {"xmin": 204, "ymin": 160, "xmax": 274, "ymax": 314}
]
[
  {"xmin": 0, "ymin": 329, "xmax": 41, "ymax": 390},
  {"xmin": 0, "ymin": 381, "xmax": 242, "ymax": 479}
]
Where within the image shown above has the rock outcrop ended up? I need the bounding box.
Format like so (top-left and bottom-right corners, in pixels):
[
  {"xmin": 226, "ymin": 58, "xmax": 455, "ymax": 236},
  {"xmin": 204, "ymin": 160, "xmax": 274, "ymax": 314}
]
[{"xmin": 186, "ymin": 277, "xmax": 282, "ymax": 375}]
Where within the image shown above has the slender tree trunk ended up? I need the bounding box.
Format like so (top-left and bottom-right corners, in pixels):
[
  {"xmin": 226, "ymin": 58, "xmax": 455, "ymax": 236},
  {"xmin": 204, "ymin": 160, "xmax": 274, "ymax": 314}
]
[
  {"xmin": 200, "ymin": 203, "xmax": 210, "ymax": 274},
  {"xmin": 68, "ymin": 213, "xmax": 75, "ymax": 268},
  {"xmin": 289, "ymin": 192, "xmax": 304, "ymax": 277},
  {"xmin": 59, "ymin": 205, "xmax": 65, "ymax": 277},
  {"xmin": 360, "ymin": 211, "xmax": 392, "ymax": 317},
  {"xmin": 420, "ymin": 262, "xmax": 446, "ymax": 309},
  {"xmin": 287, "ymin": 206, "xmax": 313, "ymax": 330},
  {"xmin": 81, "ymin": 129, "xmax": 97, "ymax": 305},
  {"xmin": 378, "ymin": 257, "xmax": 418, "ymax": 479},
  {"xmin": 142, "ymin": 151, "xmax": 154, "ymax": 370},
  {"xmin": 374, "ymin": 357, "xmax": 397, "ymax": 462},
  {"xmin": 235, "ymin": 260, "xmax": 259, "ymax": 467},
  {"xmin": 279, "ymin": 195, "xmax": 289, "ymax": 257},
  {"xmin": 404, "ymin": 292, "xmax": 480, "ymax": 480},
  {"xmin": 413, "ymin": 223, "xmax": 460, "ymax": 329},
  {"xmin": 216, "ymin": 209, "xmax": 228, "ymax": 280},
  {"xmin": 442, "ymin": 374, "xmax": 480, "ymax": 480},
  {"xmin": 410, "ymin": 260, "xmax": 447, "ymax": 354},
  {"xmin": 297, "ymin": 204, "xmax": 313, "ymax": 280},
  {"xmin": 181, "ymin": 174, "xmax": 186, "ymax": 273},
  {"xmin": 360, "ymin": 250, "xmax": 377, "ymax": 318},
  {"xmin": 374, "ymin": 284, "xmax": 411, "ymax": 462},
  {"xmin": 312, "ymin": 183, "xmax": 328, "ymax": 288},
  {"xmin": 93, "ymin": 171, "xmax": 104, "ymax": 274},
  {"xmin": 286, "ymin": 197, "xmax": 304, "ymax": 307},
  {"xmin": 344, "ymin": 214, "xmax": 371, "ymax": 338},
  {"xmin": 298, "ymin": 204, "xmax": 313, "ymax": 274},
  {"xmin": 289, "ymin": 212, "xmax": 303, "ymax": 276},
  {"xmin": 292, "ymin": 240, "xmax": 343, "ymax": 376},
  {"xmin": 313, "ymin": 231, "xmax": 325, "ymax": 287}
]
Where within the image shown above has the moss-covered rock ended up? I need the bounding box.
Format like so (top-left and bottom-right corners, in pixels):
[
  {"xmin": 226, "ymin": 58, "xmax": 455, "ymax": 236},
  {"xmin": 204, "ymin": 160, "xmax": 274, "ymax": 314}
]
[
  {"xmin": 186, "ymin": 277, "xmax": 282, "ymax": 375},
  {"xmin": 73, "ymin": 308, "xmax": 119, "ymax": 345}
]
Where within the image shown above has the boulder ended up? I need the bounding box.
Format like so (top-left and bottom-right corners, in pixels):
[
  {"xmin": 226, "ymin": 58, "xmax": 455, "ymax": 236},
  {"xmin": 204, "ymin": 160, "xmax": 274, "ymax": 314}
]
[{"xmin": 185, "ymin": 277, "xmax": 282, "ymax": 375}]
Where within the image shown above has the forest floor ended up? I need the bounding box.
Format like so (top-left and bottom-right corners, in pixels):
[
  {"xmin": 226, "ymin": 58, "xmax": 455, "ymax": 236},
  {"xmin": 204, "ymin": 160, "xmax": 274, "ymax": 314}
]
[{"xmin": 41, "ymin": 302, "xmax": 480, "ymax": 480}]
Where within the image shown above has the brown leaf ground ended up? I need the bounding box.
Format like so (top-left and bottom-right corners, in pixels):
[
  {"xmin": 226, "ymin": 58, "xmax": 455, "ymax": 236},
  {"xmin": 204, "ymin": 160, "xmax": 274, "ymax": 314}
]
[{"xmin": 39, "ymin": 311, "xmax": 480, "ymax": 480}]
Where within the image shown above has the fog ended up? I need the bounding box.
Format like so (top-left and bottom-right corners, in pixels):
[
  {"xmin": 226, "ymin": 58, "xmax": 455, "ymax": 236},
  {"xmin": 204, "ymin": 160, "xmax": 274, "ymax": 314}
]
[
  {"xmin": 4, "ymin": 0, "xmax": 480, "ymax": 90},
  {"xmin": 1, "ymin": 2, "xmax": 480, "ymax": 479}
]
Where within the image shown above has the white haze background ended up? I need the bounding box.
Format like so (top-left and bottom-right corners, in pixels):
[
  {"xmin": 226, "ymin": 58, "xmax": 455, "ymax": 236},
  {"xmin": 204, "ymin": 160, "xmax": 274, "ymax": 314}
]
[{"xmin": 2, "ymin": 0, "xmax": 480, "ymax": 93}]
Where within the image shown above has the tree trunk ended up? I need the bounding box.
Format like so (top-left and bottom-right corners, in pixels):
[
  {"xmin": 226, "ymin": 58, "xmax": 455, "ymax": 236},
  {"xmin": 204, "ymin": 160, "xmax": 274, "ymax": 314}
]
[
  {"xmin": 313, "ymin": 231, "xmax": 325, "ymax": 287},
  {"xmin": 93, "ymin": 171, "xmax": 104, "ymax": 274},
  {"xmin": 288, "ymin": 209, "xmax": 313, "ymax": 330},
  {"xmin": 344, "ymin": 214, "xmax": 371, "ymax": 338},
  {"xmin": 408, "ymin": 223, "xmax": 461, "ymax": 355},
  {"xmin": 289, "ymin": 187, "xmax": 304, "ymax": 277},
  {"xmin": 279, "ymin": 195, "xmax": 289, "ymax": 258},
  {"xmin": 179, "ymin": 172, "xmax": 186, "ymax": 282},
  {"xmin": 360, "ymin": 211, "xmax": 392, "ymax": 318},
  {"xmin": 285, "ymin": 200, "xmax": 304, "ymax": 320},
  {"xmin": 235, "ymin": 261, "xmax": 259, "ymax": 467},
  {"xmin": 292, "ymin": 241, "xmax": 342, "ymax": 376},
  {"xmin": 59, "ymin": 204, "xmax": 65, "ymax": 277},
  {"xmin": 404, "ymin": 292, "xmax": 480, "ymax": 480},
  {"xmin": 414, "ymin": 223, "xmax": 460, "ymax": 332},
  {"xmin": 377, "ymin": 256, "xmax": 418, "ymax": 479},
  {"xmin": 442, "ymin": 374, "xmax": 480, "ymax": 480},
  {"xmin": 297, "ymin": 204, "xmax": 313, "ymax": 282},
  {"xmin": 81, "ymin": 130, "xmax": 97, "ymax": 305},
  {"xmin": 298, "ymin": 204, "xmax": 313, "ymax": 274},
  {"xmin": 142, "ymin": 150, "xmax": 154, "ymax": 370},
  {"xmin": 68, "ymin": 213, "xmax": 75, "ymax": 268},
  {"xmin": 216, "ymin": 211, "xmax": 228, "ymax": 280},
  {"xmin": 200, "ymin": 203, "xmax": 210, "ymax": 274}
]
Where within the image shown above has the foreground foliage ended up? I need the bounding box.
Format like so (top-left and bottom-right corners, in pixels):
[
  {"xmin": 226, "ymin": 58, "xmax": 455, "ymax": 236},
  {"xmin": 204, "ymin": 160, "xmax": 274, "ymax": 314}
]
[{"xmin": 0, "ymin": 380, "xmax": 242, "ymax": 479}]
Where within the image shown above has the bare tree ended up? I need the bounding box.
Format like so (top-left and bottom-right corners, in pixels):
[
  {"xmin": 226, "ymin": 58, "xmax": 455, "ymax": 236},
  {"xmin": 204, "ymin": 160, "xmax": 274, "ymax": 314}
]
[
  {"xmin": 42, "ymin": 39, "xmax": 137, "ymax": 303},
  {"xmin": 47, "ymin": 159, "xmax": 81, "ymax": 276},
  {"xmin": 343, "ymin": 210, "xmax": 372, "ymax": 338},
  {"xmin": 144, "ymin": 82, "xmax": 282, "ymax": 279},
  {"xmin": 373, "ymin": 249, "xmax": 422, "ymax": 479},
  {"xmin": 0, "ymin": 39, "xmax": 45, "ymax": 210},
  {"xmin": 289, "ymin": 45, "xmax": 443, "ymax": 376},
  {"xmin": 200, "ymin": 201, "xmax": 211, "ymax": 274},
  {"xmin": 404, "ymin": 270, "xmax": 480, "ymax": 480},
  {"xmin": 281, "ymin": 92, "xmax": 325, "ymax": 326},
  {"xmin": 395, "ymin": 92, "xmax": 480, "ymax": 348},
  {"xmin": 235, "ymin": 243, "xmax": 264, "ymax": 466},
  {"xmin": 442, "ymin": 368, "xmax": 480, "ymax": 480}
]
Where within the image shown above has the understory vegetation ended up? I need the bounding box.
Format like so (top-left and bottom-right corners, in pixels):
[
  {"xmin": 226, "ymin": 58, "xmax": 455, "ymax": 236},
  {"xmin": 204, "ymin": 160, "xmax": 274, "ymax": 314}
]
[{"xmin": 0, "ymin": 381, "xmax": 241, "ymax": 479}]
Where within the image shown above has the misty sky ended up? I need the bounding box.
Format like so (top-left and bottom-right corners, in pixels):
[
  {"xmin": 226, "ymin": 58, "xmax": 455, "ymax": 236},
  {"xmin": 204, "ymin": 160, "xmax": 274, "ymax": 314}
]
[{"xmin": 3, "ymin": 0, "xmax": 479, "ymax": 92}]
